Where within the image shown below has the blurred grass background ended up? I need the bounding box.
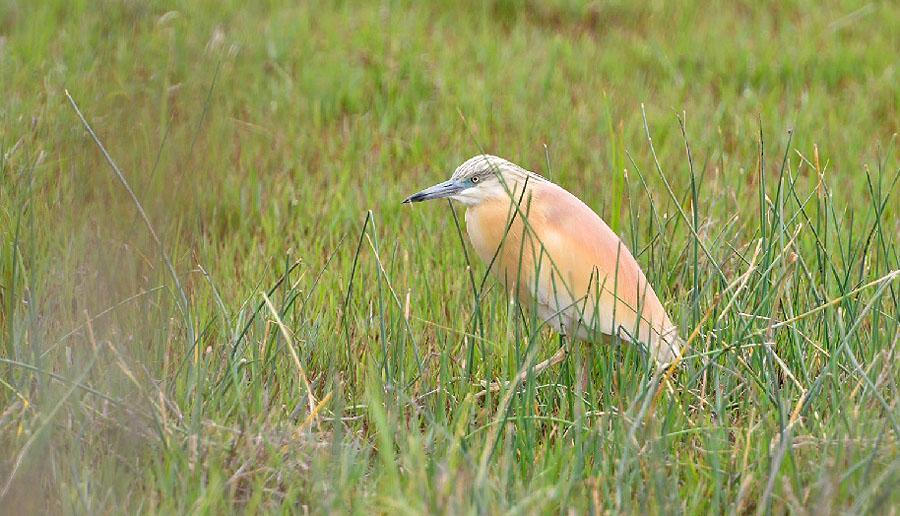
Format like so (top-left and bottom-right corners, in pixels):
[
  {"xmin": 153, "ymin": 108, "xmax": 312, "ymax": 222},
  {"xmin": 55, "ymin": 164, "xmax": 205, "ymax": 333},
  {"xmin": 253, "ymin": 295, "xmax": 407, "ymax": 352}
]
[{"xmin": 0, "ymin": 0, "xmax": 897, "ymax": 513}]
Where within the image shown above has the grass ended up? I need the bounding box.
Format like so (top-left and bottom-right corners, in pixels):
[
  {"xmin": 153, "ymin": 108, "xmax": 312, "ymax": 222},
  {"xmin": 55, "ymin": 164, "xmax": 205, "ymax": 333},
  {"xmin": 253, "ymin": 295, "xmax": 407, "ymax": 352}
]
[{"xmin": 1, "ymin": 0, "xmax": 898, "ymax": 512}]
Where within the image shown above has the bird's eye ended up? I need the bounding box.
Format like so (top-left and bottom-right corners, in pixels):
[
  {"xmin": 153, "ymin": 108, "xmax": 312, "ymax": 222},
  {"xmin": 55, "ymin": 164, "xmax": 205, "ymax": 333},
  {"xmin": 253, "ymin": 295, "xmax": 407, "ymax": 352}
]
[{"xmin": 471, "ymin": 176, "xmax": 480, "ymax": 184}]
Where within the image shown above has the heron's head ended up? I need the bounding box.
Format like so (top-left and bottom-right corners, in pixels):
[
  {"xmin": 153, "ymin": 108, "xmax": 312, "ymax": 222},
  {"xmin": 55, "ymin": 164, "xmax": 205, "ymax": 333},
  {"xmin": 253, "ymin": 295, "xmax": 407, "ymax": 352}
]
[{"xmin": 403, "ymin": 154, "xmax": 542, "ymax": 207}]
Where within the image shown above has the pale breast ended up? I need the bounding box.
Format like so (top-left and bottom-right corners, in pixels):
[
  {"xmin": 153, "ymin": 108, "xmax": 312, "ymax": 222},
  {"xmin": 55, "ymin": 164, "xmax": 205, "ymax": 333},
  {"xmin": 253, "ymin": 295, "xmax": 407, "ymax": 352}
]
[{"xmin": 465, "ymin": 180, "xmax": 681, "ymax": 366}]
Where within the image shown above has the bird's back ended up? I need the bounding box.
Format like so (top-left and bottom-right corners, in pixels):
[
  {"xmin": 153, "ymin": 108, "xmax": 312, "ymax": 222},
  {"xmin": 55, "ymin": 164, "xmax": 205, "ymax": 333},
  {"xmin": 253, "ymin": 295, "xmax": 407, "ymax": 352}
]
[{"xmin": 465, "ymin": 178, "xmax": 681, "ymax": 366}]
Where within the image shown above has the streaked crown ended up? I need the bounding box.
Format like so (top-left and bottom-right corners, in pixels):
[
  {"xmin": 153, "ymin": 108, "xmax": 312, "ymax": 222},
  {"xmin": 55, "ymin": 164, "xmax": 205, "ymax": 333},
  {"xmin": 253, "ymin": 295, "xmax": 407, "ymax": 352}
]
[{"xmin": 451, "ymin": 154, "xmax": 539, "ymax": 182}]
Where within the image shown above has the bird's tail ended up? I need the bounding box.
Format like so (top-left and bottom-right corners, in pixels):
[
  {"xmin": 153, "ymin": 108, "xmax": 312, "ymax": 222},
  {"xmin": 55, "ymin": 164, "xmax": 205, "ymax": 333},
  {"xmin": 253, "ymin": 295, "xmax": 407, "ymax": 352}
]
[
  {"xmin": 652, "ymin": 326, "xmax": 682, "ymax": 369},
  {"xmin": 655, "ymin": 332, "xmax": 714, "ymax": 375}
]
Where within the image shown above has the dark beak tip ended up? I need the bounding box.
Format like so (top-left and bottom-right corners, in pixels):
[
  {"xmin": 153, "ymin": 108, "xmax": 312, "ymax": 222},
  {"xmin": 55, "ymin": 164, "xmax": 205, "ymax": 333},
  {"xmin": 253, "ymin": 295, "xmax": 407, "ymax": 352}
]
[
  {"xmin": 403, "ymin": 193, "xmax": 427, "ymax": 204},
  {"xmin": 402, "ymin": 179, "xmax": 458, "ymax": 205}
]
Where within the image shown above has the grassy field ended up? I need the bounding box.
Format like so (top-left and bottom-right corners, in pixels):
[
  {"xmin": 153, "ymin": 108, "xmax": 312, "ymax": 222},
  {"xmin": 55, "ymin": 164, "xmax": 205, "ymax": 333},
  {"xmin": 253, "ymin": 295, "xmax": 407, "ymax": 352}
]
[{"xmin": 1, "ymin": 0, "xmax": 898, "ymax": 513}]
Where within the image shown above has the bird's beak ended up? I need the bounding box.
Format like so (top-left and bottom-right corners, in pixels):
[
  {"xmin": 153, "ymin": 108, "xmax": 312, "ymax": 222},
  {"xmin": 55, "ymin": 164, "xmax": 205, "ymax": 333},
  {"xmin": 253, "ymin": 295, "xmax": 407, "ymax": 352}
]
[{"xmin": 402, "ymin": 179, "xmax": 464, "ymax": 204}]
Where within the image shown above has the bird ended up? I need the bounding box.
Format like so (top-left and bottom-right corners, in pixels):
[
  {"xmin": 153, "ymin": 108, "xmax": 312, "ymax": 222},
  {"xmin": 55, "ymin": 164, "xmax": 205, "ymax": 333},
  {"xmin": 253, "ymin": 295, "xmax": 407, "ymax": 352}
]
[{"xmin": 403, "ymin": 154, "xmax": 682, "ymax": 373}]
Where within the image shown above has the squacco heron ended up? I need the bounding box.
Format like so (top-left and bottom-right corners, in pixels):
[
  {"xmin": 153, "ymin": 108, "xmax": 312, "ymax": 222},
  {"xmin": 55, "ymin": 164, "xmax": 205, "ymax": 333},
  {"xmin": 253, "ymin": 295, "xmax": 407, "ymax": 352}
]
[{"xmin": 404, "ymin": 154, "xmax": 682, "ymax": 374}]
